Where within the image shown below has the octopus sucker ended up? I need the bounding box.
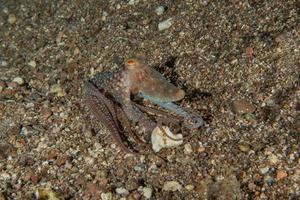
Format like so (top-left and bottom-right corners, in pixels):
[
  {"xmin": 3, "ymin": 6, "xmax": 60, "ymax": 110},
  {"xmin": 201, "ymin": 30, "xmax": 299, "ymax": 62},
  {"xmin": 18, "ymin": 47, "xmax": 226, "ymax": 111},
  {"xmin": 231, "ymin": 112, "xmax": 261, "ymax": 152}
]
[{"xmin": 83, "ymin": 58, "xmax": 203, "ymax": 153}]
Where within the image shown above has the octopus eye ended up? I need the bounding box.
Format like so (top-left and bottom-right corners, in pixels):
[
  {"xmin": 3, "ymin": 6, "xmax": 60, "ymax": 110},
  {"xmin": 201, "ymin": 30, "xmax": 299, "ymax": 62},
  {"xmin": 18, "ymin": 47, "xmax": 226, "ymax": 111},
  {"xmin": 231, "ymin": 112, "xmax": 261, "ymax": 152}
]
[{"xmin": 125, "ymin": 59, "xmax": 139, "ymax": 69}]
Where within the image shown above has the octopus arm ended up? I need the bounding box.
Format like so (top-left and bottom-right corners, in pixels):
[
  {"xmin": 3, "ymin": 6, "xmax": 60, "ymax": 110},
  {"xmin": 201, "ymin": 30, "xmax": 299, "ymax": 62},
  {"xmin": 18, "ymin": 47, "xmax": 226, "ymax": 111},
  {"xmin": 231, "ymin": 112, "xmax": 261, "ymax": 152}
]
[{"xmin": 83, "ymin": 81, "xmax": 134, "ymax": 153}]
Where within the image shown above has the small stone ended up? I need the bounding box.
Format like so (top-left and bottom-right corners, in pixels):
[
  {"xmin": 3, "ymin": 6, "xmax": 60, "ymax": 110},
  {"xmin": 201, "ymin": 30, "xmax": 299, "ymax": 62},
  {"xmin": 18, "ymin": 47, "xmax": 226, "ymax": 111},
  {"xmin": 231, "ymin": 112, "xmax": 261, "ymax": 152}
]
[
  {"xmin": 0, "ymin": 172, "xmax": 11, "ymax": 180},
  {"xmin": 50, "ymin": 84, "xmax": 65, "ymax": 97},
  {"xmin": 151, "ymin": 126, "xmax": 183, "ymax": 152},
  {"xmin": 245, "ymin": 47, "xmax": 254, "ymax": 58},
  {"xmin": 8, "ymin": 14, "xmax": 16, "ymax": 24},
  {"xmin": 276, "ymin": 170, "xmax": 287, "ymax": 180},
  {"xmin": 184, "ymin": 143, "xmax": 193, "ymax": 154},
  {"xmin": 268, "ymin": 154, "xmax": 279, "ymax": 165},
  {"xmin": 28, "ymin": 60, "xmax": 37, "ymax": 68},
  {"xmin": 248, "ymin": 182, "xmax": 256, "ymax": 191},
  {"xmin": 162, "ymin": 181, "xmax": 182, "ymax": 191},
  {"xmin": 56, "ymin": 31, "xmax": 65, "ymax": 44},
  {"xmin": 73, "ymin": 48, "xmax": 80, "ymax": 55},
  {"xmin": 40, "ymin": 107, "xmax": 53, "ymax": 120},
  {"xmin": 12, "ymin": 77, "xmax": 24, "ymax": 85},
  {"xmin": 155, "ymin": 6, "xmax": 166, "ymax": 15},
  {"xmin": 116, "ymin": 187, "xmax": 129, "ymax": 196},
  {"xmin": 15, "ymin": 139, "xmax": 25, "ymax": 148},
  {"xmin": 35, "ymin": 188, "xmax": 59, "ymax": 200},
  {"xmin": 125, "ymin": 178, "xmax": 139, "ymax": 191},
  {"xmin": 259, "ymin": 166, "xmax": 269, "ymax": 174},
  {"xmin": 55, "ymin": 155, "xmax": 68, "ymax": 166},
  {"xmin": 84, "ymin": 183, "xmax": 101, "ymax": 198},
  {"xmin": 84, "ymin": 156, "xmax": 94, "ymax": 165},
  {"xmin": 101, "ymin": 192, "xmax": 113, "ymax": 200},
  {"xmin": 185, "ymin": 184, "xmax": 194, "ymax": 191},
  {"xmin": 198, "ymin": 142, "xmax": 205, "ymax": 152},
  {"xmin": 232, "ymin": 99, "xmax": 256, "ymax": 115},
  {"xmin": 0, "ymin": 60, "xmax": 8, "ymax": 67},
  {"xmin": 128, "ymin": 191, "xmax": 140, "ymax": 200},
  {"xmin": 19, "ymin": 127, "xmax": 30, "ymax": 136},
  {"xmin": 128, "ymin": 0, "xmax": 138, "ymax": 5},
  {"xmin": 158, "ymin": 18, "xmax": 173, "ymax": 31},
  {"xmin": 116, "ymin": 168, "xmax": 125, "ymax": 178},
  {"xmin": 263, "ymin": 175, "xmax": 274, "ymax": 184},
  {"xmin": 47, "ymin": 149, "xmax": 59, "ymax": 160},
  {"xmin": 238, "ymin": 143, "xmax": 250, "ymax": 152},
  {"xmin": 142, "ymin": 187, "xmax": 152, "ymax": 199},
  {"xmin": 31, "ymin": 174, "xmax": 39, "ymax": 185}
]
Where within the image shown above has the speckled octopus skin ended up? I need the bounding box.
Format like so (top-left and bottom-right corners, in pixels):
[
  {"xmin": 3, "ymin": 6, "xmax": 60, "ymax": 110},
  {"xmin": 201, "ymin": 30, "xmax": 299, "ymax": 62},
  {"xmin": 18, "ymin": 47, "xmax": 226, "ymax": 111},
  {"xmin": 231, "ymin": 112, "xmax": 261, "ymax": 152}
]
[{"xmin": 84, "ymin": 58, "xmax": 203, "ymax": 152}]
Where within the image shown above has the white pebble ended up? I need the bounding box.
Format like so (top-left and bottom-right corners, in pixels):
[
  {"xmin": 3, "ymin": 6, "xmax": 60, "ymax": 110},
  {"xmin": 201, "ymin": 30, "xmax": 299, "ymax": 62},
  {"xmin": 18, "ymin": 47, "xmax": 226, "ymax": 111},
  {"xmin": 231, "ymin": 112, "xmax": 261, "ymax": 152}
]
[
  {"xmin": 115, "ymin": 187, "xmax": 129, "ymax": 196},
  {"xmin": 12, "ymin": 77, "xmax": 24, "ymax": 85},
  {"xmin": 0, "ymin": 60, "xmax": 8, "ymax": 67},
  {"xmin": 151, "ymin": 126, "xmax": 183, "ymax": 152},
  {"xmin": 50, "ymin": 84, "xmax": 65, "ymax": 97},
  {"xmin": 155, "ymin": 6, "xmax": 165, "ymax": 15},
  {"xmin": 158, "ymin": 18, "xmax": 173, "ymax": 31},
  {"xmin": 128, "ymin": 0, "xmax": 139, "ymax": 5},
  {"xmin": 163, "ymin": 181, "xmax": 182, "ymax": 191},
  {"xmin": 259, "ymin": 166, "xmax": 270, "ymax": 174},
  {"xmin": 8, "ymin": 14, "xmax": 16, "ymax": 24},
  {"xmin": 28, "ymin": 60, "xmax": 36, "ymax": 68},
  {"xmin": 0, "ymin": 172, "xmax": 11, "ymax": 180},
  {"xmin": 142, "ymin": 187, "xmax": 152, "ymax": 199},
  {"xmin": 268, "ymin": 154, "xmax": 280, "ymax": 165},
  {"xmin": 101, "ymin": 192, "xmax": 113, "ymax": 200},
  {"xmin": 185, "ymin": 184, "xmax": 194, "ymax": 191},
  {"xmin": 184, "ymin": 143, "xmax": 193, "ymax": 154}
]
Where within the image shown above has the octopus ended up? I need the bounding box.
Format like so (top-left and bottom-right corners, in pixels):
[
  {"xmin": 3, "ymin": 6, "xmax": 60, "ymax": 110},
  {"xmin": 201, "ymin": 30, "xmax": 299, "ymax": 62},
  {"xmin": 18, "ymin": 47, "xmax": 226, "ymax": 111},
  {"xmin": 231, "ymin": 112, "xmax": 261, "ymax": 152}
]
[{"xmin": 83, "ymin": 58, "xmax": 203, "ymax": 154}]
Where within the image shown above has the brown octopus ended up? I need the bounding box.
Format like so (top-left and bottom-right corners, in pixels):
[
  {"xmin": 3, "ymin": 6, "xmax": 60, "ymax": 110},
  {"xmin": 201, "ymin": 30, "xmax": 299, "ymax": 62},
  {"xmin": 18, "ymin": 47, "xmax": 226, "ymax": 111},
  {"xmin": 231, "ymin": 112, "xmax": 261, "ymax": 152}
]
[{"xmin": 83, "ymin": 58, "xmax": 203, "ymax": 153}]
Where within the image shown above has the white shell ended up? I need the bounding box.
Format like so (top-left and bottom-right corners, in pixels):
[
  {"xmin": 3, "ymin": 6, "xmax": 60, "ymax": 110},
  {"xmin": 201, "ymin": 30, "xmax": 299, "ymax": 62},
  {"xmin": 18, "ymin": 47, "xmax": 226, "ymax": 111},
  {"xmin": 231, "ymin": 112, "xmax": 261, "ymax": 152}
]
[{"xmin": 151, "ymin": 126, "xmax": 183, "ymax": 152}]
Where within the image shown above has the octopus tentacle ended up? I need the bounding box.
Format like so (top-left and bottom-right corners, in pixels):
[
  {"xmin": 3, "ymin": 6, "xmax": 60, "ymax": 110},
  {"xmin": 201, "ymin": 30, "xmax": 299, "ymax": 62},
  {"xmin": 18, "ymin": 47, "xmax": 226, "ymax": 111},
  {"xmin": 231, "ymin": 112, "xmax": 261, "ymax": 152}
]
[{"xmin": 83, "ymin": 81, "xmax": 135, "ymax": 154}]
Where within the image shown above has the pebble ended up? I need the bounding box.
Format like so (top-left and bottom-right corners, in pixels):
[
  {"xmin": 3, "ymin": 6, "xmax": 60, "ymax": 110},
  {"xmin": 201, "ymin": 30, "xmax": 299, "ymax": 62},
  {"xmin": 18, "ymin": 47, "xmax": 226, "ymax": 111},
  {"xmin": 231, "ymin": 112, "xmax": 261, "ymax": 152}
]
[
  {"xmin": 50, "ymin": 84, "xmax": 65, "ymax": 97},
  {"xmin": 8, "ymin": 14, "xmax": 16, "ymax": 24},
  {"xmin": 155, "ymin": 6, "xmax": 166, "ymax": 15},
  {"xmin": 128, "ymin": 0, "xmax": 138, "ymax": 5},
  {"xmin": 55, "ymin": 155, "xmax": 68, "ymax": 166},
  {"xmin": 151, "ymin": 126, "xmax": 183, "ymax": 152},
  {"xmin": 259, "ymin": 166, "xmax": 270, "ymax": 175},
  {"xmin": 47, "ymin": 149, "xmax": 59, "ymax": 160},
  {"xmin": 125, "ymin": 178, "xmax": 139, "ymax": 191},
  {"xmin": 185, "ymin": 184, "xmax": 194, "ymax": 191},
  {"xmin": 197, "ymin": 142, "xmax": 205, "ymax": 152},
  {"xmin": 184, "ymin": 143, "xmax": 193, "ymax": 154},
  {"xmin": 158, "ymin": 18, "xmax": 173, "ymax": 31},
  {"xmin": 142, "ymin": 187, "xmax": 152, "ymax": 199},
  {"xmin": 19, "ymin": 127, "xmax": 30, "ymax": 136},
  {"xmin": 268, "ymin": 154, "xmax": 279, "ymax": 165},
  {"xmin": 116, "ymin": 187, "xmax": 129, "ymax": 196},
  {"xmin": 263, "ymin": 175, "xmax": 274, "ymax": 184},
  {"xmin": 232, "ymin": 99, "xmax": 256, "ymax": 115},
  {"xmin": 101, "ymin": 192, "xmax": 113, "ymax": 200},
  {"xmin": 84, "ymin": 156, "xmax": 94, "ymax": 165},
  {"xmin": 28, "ymin": 60, "xmax": 37, "ymax": 68},
  {"xmin": 238, "ymin": 143, "xmax": 250, "ymax": 152},
  {"xmin": 0, "ymin": 60, "xmax": 8, "ymax": 67},
  {"xmin": 162, "ymin": 181, "xmax": 182, "ymax": 191},
  {"xmin": 35, "ymin": 188, "xmax": 59, "ymax": 200},
  {"xmin": 12, "ymin": 77, "xmax": 24, "ymax": 85},
  {"xmin": 40, "ymin": 107, "xmax": 53, "ymax": 120},
  {"xmin": 0, "ymin": 172, "xmax": 11, "ymax": 180},
  {"xmin": 276, "ymin": 170, "xmax": 287, "ymax": 180}
]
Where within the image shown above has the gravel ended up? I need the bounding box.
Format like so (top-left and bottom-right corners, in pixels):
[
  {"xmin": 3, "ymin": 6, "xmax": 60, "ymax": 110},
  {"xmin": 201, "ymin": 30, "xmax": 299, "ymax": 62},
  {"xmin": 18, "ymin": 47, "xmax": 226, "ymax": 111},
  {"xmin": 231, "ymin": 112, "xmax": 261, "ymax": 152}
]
[{"xmin": 0, "ymin": 0, "xmax": 299, "ymax": 199}]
